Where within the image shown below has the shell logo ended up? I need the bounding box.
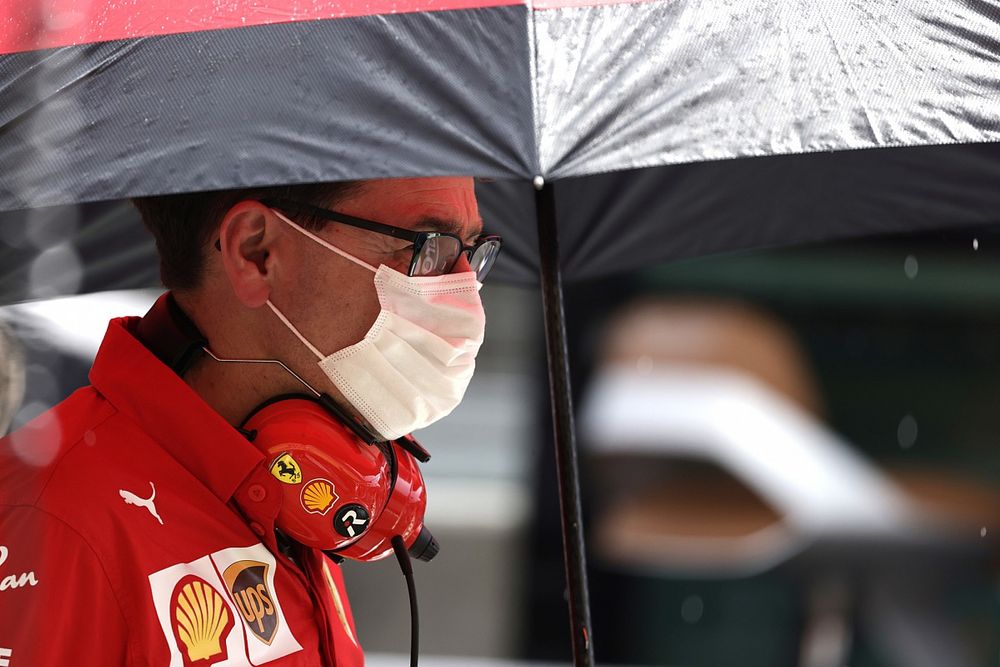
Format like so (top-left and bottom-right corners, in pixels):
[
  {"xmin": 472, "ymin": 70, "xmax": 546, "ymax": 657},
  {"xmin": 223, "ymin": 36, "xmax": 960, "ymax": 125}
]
[
  {"xmin": 300, "ymin": 478, "xmax": 339, "ymax": 515},
  {"xmin": 170, "ymin": 575, "xmax": 234, "ymax": 665}
]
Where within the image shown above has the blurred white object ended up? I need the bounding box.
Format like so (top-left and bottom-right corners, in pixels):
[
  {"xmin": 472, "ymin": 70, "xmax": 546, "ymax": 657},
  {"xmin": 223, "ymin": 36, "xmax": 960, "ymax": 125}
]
[
  {"xmin": 584, "ymin": 365, "xmax": 914, "ymax": 530},
  {"xmin": 576, "ymin": 298, "xmax": 998, "ymax": 582},
  {"xmin": 0, "ymin": 289, "xmax": 160, "ymax": 359}
]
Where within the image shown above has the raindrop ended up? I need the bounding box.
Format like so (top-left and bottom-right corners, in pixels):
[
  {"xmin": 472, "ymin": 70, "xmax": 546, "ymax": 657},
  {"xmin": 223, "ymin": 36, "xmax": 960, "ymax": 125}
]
[
  {"xmin": 973, "ymin": 238, "xmax": 979, "ymax": 251},
  {"xmin": 982, "ymin": 527, "xmax": 988, "ymax": 538},
  {"xmin": 636, "ymin": 355, "xmax": 653, "ymax": 375},
  {"xmin": 903, "ymin": 255, "xmax": 918, "ymax": 279},
  {"xmin": 681, "ymin": 595, "xmax": 704, "ymax": 624},
  {"xmin": 28, "ymin": 243, "xmax": 84, "ymax": 299},
  {"xmin": 9, "ymin": 401, "xmax": 61, "ymax": 467},
  {"xmin": 44, "ymin": 6, "xmax": 84, "ymax": 31},
  {"xmin": 897, "ymin": 414, "xmax": 918, "ymax": 449}
]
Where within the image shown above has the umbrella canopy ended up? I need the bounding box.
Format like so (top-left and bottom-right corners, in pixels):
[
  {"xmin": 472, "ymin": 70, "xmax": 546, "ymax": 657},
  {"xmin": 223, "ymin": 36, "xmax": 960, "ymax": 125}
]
[
  {"xmin": 4, "ymin": 3, "xmax": 1000, "ymax": 665},
  {"xmin": 2, "ymin": 0, "xmax": 1000, "ymax": 288}
]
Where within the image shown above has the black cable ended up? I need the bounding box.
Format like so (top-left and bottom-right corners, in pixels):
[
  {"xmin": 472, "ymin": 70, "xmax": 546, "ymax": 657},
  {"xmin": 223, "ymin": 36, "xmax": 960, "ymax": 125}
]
[{"xmin": 391, "ymin": 535, "xmax": 419, "ymax": 667}]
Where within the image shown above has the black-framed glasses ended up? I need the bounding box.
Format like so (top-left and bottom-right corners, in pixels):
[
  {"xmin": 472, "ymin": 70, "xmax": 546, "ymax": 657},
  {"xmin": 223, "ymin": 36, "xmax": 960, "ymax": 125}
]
[{"xmin": 262, "ymin": 198, "xmax": 503, "ymax": 281}]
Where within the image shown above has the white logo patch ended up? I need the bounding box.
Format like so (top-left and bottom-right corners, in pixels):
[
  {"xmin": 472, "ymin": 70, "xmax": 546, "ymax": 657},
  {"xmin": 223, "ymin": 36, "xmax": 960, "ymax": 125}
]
[
  {"xmin": 148, "ymin": 544, "xmax": 302, "ymax": 666},
  {"xmin": 0, "ymin": 546, "xmax": 38, "ymax": 592},
  {"xmin": 120, "ymin": 481, "xmax": 164, "ymax": 525},
  {"xmin": 0, "ymin": 647, "xmax": 11, "ymax": 667}
]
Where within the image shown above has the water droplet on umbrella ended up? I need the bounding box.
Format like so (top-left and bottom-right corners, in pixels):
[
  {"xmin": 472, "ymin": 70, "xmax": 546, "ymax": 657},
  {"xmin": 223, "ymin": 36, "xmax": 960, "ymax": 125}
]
[
  {"xmin": 681, "ymin": 595, "xmax": 704, "ymax": 623},
  {"xmin": 903, "ymin": 255, "xmax": 918, "ymax": 279},
  {"xmin": 897, "ymin": 414, "xmax": 917, "ymax": 449}
]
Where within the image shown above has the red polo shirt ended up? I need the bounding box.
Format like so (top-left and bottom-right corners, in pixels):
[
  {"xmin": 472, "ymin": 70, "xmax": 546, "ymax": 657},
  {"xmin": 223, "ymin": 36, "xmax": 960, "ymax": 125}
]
[{"xmin": 0, "ymin": 313, "xmax": 365, "ymax": 666}]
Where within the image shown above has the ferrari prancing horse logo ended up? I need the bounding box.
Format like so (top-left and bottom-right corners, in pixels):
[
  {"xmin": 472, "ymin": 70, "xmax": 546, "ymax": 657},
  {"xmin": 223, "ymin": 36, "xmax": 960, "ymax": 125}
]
[{"xmin": 269, "ymin": 453, "xmax": 302, "ymax": 485}]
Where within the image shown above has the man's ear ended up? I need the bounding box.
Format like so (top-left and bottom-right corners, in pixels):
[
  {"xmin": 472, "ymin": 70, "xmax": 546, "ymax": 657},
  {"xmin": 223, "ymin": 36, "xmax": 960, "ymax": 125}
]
[{"xmin": 217, "ymin": 201, "xmax": 284, "ymax": 308}]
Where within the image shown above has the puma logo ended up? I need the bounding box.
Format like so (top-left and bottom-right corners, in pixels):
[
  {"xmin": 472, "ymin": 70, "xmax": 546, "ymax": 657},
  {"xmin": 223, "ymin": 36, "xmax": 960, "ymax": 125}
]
[{"xmin": 119, "ymin": 481, "xmax": 164, "ymax": 525}]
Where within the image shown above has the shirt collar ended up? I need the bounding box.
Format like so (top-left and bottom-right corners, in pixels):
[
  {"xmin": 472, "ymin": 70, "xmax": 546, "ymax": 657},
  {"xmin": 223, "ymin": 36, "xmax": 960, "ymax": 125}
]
[{"xmin": 89, "ymin": 313, "xmax": 264, "ymax": 503}]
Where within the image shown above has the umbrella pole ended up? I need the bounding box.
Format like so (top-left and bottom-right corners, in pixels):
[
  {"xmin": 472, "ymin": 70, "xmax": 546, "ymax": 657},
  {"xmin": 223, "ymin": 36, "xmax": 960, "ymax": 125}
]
[{"xmin": 534, "ymin": 178, "xmax": 595, "ymax": 667}]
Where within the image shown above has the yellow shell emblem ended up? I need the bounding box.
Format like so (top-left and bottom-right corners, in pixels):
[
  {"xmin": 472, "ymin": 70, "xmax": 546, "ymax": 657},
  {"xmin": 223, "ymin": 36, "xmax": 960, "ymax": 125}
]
[
  {"xmin": 269, "ymin": 452, "xmax": 302, "ymax": 485},
  {"xmin": 301, "ymin": 478, "xmax": 338, "ymax": 515},
  {"xmin": 172, "ymin": 576, "xmax": 232, "ymax": 662}
]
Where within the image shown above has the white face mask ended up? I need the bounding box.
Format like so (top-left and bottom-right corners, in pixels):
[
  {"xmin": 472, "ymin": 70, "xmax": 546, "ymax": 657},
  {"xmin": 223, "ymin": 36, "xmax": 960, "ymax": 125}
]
[{"xmin": 266, "ymin": 210, "xmax": 486, "ymax": 441}]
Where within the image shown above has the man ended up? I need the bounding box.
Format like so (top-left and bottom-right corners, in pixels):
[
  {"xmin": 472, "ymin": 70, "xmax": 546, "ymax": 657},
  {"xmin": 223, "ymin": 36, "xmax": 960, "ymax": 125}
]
[{"xmin": 0, "ymin": 177, "xmax": 500, "ymax": 665}]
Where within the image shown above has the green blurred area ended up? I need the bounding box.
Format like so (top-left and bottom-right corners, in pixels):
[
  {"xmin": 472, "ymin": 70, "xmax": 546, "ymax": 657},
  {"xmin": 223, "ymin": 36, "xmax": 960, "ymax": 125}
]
[
  {"xmin": 585, "ymin": 228, "xmax": 1000, "ymax": 667},
  {"xmin": 641, "ymin": 234, "xmax": 1000, "ymax": 484}
]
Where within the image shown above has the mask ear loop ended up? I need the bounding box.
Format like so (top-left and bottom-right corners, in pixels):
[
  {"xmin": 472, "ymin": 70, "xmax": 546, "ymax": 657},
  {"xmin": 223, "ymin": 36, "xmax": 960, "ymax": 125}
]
[
  {"xmin": 266, "ymin": 301, "xmax": 325, "ymax": 361},
  {"xmin": 266, "ymin": 209, "xmax": 374, "ymax": 360},
  {"xmin": 266, "ymin": 209, "xmax": 380, "ymax": 359},
  {"xmin": 270, "ymin": 208, "xmax": 378, "ymax": 273}
]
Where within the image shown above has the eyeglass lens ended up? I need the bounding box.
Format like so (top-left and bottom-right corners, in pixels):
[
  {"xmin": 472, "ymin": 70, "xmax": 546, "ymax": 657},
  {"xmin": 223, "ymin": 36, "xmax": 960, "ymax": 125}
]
[
  {"xmin": 412, "ymin": 236, "xmax": 501, "ymax": 280},
  {"xmin": 468, "ymin": 240, "xmax": 500, "ymax": 278},
  {"xmin": 414, "ymin": 236, "xmax": 462, "ymax": 277}
]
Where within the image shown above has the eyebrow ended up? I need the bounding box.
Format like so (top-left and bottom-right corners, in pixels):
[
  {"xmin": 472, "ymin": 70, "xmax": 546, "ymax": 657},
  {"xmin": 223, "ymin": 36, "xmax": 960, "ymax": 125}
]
[{"xmin": 416, "ymin": 216, "xmax": 484, "ymax": 244}]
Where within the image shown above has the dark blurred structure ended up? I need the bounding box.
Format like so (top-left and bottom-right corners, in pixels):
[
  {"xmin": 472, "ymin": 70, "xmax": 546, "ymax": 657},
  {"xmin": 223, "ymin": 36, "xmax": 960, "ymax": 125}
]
[{"xmin": 523, "ymin": 225, "xmax": 1000, "ymax": 667}]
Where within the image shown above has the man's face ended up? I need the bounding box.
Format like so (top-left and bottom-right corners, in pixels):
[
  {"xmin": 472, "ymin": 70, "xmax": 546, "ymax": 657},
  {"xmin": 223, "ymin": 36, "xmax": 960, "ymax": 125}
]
[{"xmin": 265, "ymin": 176, "xmax": 484, "ymax": 375}]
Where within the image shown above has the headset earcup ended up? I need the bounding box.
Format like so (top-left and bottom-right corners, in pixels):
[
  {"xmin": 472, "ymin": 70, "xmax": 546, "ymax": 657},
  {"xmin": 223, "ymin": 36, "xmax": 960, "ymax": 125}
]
[
  {"xmin": 241, "ymin": 397, "xmax": 394, "ymax": 554},
  {"xmin": 335, "ymin": 443, "xmax": 430, "ymax": 562}
]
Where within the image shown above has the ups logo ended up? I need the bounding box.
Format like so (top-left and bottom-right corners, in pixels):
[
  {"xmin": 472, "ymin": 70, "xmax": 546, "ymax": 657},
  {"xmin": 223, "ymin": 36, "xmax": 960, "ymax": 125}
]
[{"xmin": 223, "ymin": 560, "xmax": 279, "ymax": 645}]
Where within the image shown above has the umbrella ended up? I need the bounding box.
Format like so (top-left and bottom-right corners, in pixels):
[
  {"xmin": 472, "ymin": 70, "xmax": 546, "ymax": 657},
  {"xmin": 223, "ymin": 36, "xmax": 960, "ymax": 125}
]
[{"xmin": 4, "ymin": 2, "xmax": 1000, "ymax": 664}]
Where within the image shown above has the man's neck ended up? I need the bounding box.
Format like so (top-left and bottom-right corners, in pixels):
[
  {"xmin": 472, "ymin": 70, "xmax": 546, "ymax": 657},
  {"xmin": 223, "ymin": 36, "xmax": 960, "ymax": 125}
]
[{"xmin": 170, "ymin": 291, "xmax": 374, "ymax": 433}]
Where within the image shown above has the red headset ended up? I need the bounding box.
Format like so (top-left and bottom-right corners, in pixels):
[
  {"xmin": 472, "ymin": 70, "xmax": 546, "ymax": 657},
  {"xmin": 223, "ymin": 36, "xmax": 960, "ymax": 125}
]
[
  {"xmin": 241, "ymin": 395, "xmax": 438, "ymax": 563},
  {"xmin": 137, "ymin": 292, "xmax": 438, "ymax": 564}
]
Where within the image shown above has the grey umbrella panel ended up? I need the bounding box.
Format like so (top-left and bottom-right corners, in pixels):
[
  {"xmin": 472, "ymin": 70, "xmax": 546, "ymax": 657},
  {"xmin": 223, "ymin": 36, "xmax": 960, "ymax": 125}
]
[{"xmin": 533, "ymin": 0, "xmax": 1000, "ymax": 178}]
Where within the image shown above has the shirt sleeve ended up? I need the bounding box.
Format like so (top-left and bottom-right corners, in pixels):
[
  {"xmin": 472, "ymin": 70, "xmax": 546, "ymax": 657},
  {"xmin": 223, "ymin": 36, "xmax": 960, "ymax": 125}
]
[{"xmin": 0, "ymin": 505, "xmax": 129, "ymax": 666}]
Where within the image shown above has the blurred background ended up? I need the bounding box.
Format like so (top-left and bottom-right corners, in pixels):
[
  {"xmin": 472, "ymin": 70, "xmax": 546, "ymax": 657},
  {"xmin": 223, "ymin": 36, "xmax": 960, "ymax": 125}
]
[{"xmin": 2, "ymin": 198, "xmax": 1000, "ymax": 666}]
